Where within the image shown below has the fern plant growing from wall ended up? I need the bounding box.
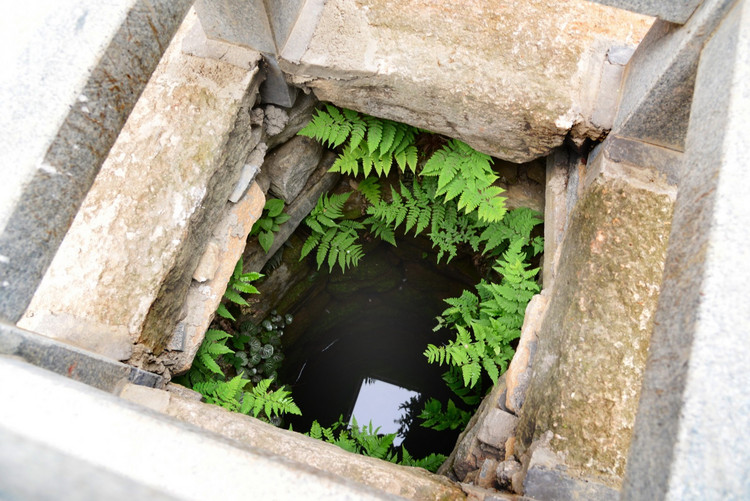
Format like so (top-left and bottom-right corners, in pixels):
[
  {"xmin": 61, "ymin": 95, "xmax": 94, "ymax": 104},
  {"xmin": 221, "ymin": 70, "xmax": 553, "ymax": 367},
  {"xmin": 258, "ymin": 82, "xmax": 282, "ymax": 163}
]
[
  {"xmin": 249, "ymin": 198, "xmax": 291, "ymax": 253},
  {"xmin": 305, "ymin": 416, "xmax": 446, "ymax": 473},
  {"xmin": 174, "ymin": 258, "xmax": 300, "ymax": 422}
]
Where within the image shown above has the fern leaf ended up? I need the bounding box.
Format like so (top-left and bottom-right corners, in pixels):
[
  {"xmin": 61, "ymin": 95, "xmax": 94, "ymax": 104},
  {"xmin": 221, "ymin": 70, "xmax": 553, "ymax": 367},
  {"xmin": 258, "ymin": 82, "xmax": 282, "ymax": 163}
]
[
  {"xmin": 206, "ymin": 343, "xmax": 233, "ymax": 357},
  {"xmin": 366, "ymin": 117, "xmax": 383, "ymax": 155},
  {"xmin": 300, "ymin": 233, "xmax": 321, "ymax": 260},
  {"xmin": 379, "ymin": 121, "xmax": 397, "ymax": 156},
  {"xmin": 461, "ymin": 361, "xmax": 482, "ymax": 388},
  {"xmin": 200, "ymin": 352, "xmax": 223, "ymax": 376},
  {"xmin": 331, "ymin": 143, "xmax": 361, "ymax": 175},
  {"xmin": 404, "ymin": 146, "xmax": 418, "ymax": 173},
  {"xmin": 223, "ymin": 288, "xmax": 248, "ymax": 307},
  {"xmin": 476, "ymin": 187, "xmax": 507, "ymax": 223},
  {"xmin": 415, "ymin": 206, "xmax": 431, "ymax": 235},
  {"xmin": 348, "ymin": 113, "xmax": 367, "ymax": 151},
  {"xmin": 233, "ymin": 282, "xmax": 260, "ymax": 295},
  {"xmin": 216, "ymin": 303, "xmax": 234, "ymax": 320},
  {"xmin": 482, "ymin": 358, "xmax": 500, "ymax": 384},
  {"xmin": 357, "ymin": 177, "xmax": 381, "ymax": 205}
]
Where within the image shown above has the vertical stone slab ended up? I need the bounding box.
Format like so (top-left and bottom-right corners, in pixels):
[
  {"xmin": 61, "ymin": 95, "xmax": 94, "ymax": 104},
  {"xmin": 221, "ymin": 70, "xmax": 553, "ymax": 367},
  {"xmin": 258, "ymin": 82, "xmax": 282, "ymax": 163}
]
[
  {"xmin": 542, "ymin": 148, "xmax": 585, "ymax": 288},
  {"xmin": 0, "ymin": 0, "xmax": 192, "ymax": 322},
  {"xmin": 194, "ymin": 0, "xmax": 276, "ymax": 53},
  {"xmin": 516, "ymin": 143, "xmax": 675, "ymax": 488},
  {"xmin": 170, "ymin": 182, "xmax": 265, "ymax": 375},
  {"xmin": 623, "ymin": 2, "xmax": 750, "ymax": 499},
  {"xmin": 19, "ymin": 10, "xmax": 264, "ymax": 357},
  {"xmin": 613, "ymin": 0, "xmax": 735, "ymax": 151}
]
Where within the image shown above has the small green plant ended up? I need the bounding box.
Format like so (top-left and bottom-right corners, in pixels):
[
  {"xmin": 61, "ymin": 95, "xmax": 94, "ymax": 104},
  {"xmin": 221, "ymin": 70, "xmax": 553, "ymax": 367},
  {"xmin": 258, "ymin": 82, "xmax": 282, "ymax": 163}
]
[
  {"xmin": 421, "ymin": 139, "xmax": 507, "ymax": 223},
  {"xmin": 216, "ymin": 258, "xmax": 262, "ymax": 321},
  {"xmin": 250, "ymin": 198, "xmax": 291, "ymax": 253},
  {"xmin": 366, "ymin": 177, "xmax": 471, "ymax": 262},
  {"xmin": 175, "ymin": 327, "xmax": 301, "ymax": 421},
  {"xmin": 225, "ymin": 312, "xmax": 291, "ymax": 384},
  {"xmin": 299, "ymin": 192, "xmax": 366, "ymax": 273},
  {"xmin": 175, "ymin": 258, "xmax": 300, "ymax": 423},
  {"xmin": 355, "ymin": 176, "xmax": 382, "ymax": 205},
  {"xmin": 440, "ymin": 366, "xmax": 483, "ymax": 406},
  {"xmin": 418, "ymin": 398, "xmax": 471, "ymax": 431},
  {"xmin": 305, "ymin": 416, "xmax": 446, "ymax": 473}
]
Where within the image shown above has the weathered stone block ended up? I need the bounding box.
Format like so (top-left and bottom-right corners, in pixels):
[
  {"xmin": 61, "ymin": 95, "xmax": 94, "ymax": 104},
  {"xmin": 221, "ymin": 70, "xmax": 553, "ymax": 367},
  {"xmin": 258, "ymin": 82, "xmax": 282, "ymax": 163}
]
[
  {"xmin": 265, "ymin": 92, "xmax": 319, "ymax": 149},
  {"xmin": 498, "ymin": 180, "xmax": 544, "ymax": 214},
  {"xmin": 0, "ymin": 357, "xmax": 406, "ymax": 501},
  {"xmin": 18, "ymin": 312, "xmax": 133, "ymax": 361},
  {"xmin": 166, "ymin": 395, "xmax": 466, "ymax": 500},
  {"xmin": 195, "ymin": 0, "xmax": 275, "ymax": 53},
  {"xmin": 282, "ymin": 0, "xmax": 652, "ymax": 162},
  {"xmin": 623, "ymin": 4, "xmax": 750, "ymax": 498},
  {"xmin": 613, "ymin": 0, "xmax": 736, "ymax": 151},
  {"xmin": 0, "ymin": 0, "xmax": 192, "ymax": 322},
  {"xmin": 228, "ymin": 142, "xmax": 267, "ymax": 202},
  {"xmin": 182, "ymin": 12, "xmax": 262, "ymax": 69},
  {"xmin": 18, "ymin": 9, "xmax": 263, "ymax": 356},
  {"xmin": 193, "ymin": 242, "xmax": 221, "ymax": 283},
  {"xmin": 0, "ymin": 322, "xmax": 163, "ymax": 393},
  {"xmin": 165, "ymin": 382, "xmax": 203, "ymax": 402},
  {"xmin": 523, "ymin": 440, "xmax": 619, "ymax": 501},
  {"xmin": 171, "ymin": 182, "xmax": 265, "ymax": 375},
  {"xmin": 516, "ymin": 141, "xmax": 675, "ymax": 487},
  {"xmin": 543, "ymin": 148, "xmax": 585, "ymax": 288},
  {"xmin": 266, "ymin": 136, "xmax": 325, "ymax": 202},
  {"xmin": 477, "ymin": 409, "xmax": 518, "ymax": 451},
  {"xmin": 475, "ymin": 458, "xmax": 499, "ymax": 490},
  {"xmin": 505, "ymin": 293, "xmax": 549, "ymax": 414},
  {"xmin": 496, "ymin": 460, "xmax": 522, "ymax": 491},
  {"xmin": 119, "ymin": 384, "xmax": 171, "ymax": 413},
  {"xmin": 439, "ymin": 377, "xmax": 507, "ymax": 481}
]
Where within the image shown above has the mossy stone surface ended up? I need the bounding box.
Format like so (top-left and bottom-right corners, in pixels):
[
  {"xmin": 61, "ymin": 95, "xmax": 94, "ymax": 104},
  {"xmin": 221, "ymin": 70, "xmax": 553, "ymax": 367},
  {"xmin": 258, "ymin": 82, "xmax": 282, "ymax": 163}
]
[{"xmin": 517, "ymin": 175, "xmax": 674, "ymax": 487}]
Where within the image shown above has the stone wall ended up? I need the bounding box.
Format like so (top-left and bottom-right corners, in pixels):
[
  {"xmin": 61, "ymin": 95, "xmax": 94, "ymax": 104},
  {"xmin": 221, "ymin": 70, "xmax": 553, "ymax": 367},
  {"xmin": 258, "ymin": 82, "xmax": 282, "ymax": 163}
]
[{"xmin": 17, "ymin": 9, "xmax": 263, "ymax": 364}]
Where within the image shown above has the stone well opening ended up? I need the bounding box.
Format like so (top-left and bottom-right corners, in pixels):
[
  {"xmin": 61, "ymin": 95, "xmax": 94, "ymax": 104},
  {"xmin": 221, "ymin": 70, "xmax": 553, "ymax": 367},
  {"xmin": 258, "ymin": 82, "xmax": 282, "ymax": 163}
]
[{"xmin": 223, "ymin": 126, "xmax": 547, "ymax": 464}]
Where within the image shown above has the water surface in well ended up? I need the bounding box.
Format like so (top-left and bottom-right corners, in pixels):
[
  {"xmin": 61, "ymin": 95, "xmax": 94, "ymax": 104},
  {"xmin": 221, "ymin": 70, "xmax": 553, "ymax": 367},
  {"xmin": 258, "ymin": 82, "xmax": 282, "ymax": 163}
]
[{"xmin": 281, "ymin": 238, "xmax": 479, "ymax": 458}]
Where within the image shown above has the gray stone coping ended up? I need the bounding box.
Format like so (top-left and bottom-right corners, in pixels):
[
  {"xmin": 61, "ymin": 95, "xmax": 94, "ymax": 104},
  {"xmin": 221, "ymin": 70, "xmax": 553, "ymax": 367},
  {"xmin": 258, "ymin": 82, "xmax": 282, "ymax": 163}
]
[
  {"xmin": 0, "ymin": 322, "xmax": 162, "ymax": 392},
  {"xmin": 0, "ymin": 356, "xmax": 406, "ymax": 500}
]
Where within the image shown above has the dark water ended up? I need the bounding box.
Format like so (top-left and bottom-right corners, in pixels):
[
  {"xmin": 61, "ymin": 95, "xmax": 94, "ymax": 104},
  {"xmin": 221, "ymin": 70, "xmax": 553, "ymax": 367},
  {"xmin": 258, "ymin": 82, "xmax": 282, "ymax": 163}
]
[{"xmin": 280, "ymin": 238, "xmax": 479, "ymax": 458}]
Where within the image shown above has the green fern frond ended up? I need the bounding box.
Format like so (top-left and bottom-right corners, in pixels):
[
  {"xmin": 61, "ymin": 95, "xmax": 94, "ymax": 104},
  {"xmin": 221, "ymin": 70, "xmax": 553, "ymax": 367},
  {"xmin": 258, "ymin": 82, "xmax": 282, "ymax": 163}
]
[
  {"xmin": 299, "ymin": 104, "xmax": 353, "ymax": 148},
  {"xmin": 421, "ymin": 139, "xmax": 506, "ymax": 223},
  {"xmin": 357, "ymin": 177, "xmax": 381, "ymax": 205},
  {"xmin": 301, "ymin": 105, "xmax": 420, "ymax": 177},
  {"xmin": 442, "ymin": 367, "xmax": 482, "ymax": 405},
  {"xmin": 216, "ymin": 303, "xmax": 234, "ymax": 320},
  {"xmin": 301, "ymin": 192, "xmax": 366, "ymax": 274},
  {"xmin": 364, "ymin": 217, "xmax": 397, "ymax": 246},
  {"xmin": 418, "ymin": 398, "xmax": 471, "ymax": 431}
]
